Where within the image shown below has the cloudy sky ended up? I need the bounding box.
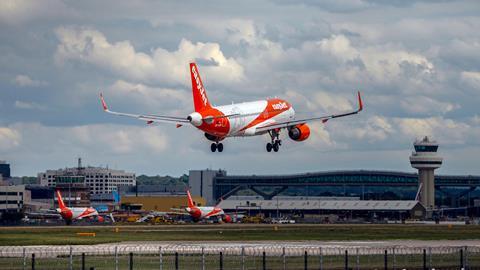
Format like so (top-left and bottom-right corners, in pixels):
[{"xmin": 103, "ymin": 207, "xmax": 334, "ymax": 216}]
[{"xmin": 0, "ymin": 0, "xmax": 479, "ymax": 177}]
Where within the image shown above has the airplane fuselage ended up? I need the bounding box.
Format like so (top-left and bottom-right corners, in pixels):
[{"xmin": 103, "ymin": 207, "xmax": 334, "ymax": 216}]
[
  {"xmin": 189, "ymin": 98, "xmax": 295, "ymax": 139},
  {"xmin": 57, "ymin": 206, "xmax": 98, "ymax": 221}
]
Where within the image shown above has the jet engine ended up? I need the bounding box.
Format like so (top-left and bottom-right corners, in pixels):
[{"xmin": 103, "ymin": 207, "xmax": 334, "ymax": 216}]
[
  {"xmin": 187, "ymin": 112, "xmax": 203, "ymax": 126},
  {"xmin": 222, "ymin": 215, "xmax": 232, "ymax": 223},
  {"xmin": 204, "ymin": 133, "xmax": 220, "ymax": 142},
  {"xmin": 188, "ymin": 207, "xmax": 202, "ymax": 220},
  {"xmin": 60, "ymin": 209, "xmax": 73, "ymax": 220},
  {"xmin": 288, "ymin": 124, "xmax": 310, "ymax": 141}
]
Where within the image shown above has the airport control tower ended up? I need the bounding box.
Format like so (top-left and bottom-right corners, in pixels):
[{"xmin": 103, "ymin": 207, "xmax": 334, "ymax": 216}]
[{"xmin": 409, "ymin": 136, "xmax": 443, "ymax": 209}]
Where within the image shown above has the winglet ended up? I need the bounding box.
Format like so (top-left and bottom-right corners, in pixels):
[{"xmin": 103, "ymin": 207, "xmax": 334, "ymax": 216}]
[
  {"xmin": 100, "ymin": 92, "xmax": 108, "ymax": 111},
  {"xmin": 357, "ymin": 91, "xmax": 363, "ymax": 112}
]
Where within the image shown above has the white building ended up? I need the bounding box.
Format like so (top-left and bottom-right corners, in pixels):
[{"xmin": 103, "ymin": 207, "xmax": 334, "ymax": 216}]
[
  {"xmin": 38, "ymin": 162, "xmax": 136, "ymax": 195},
  {"xmin": 0, "ymin": 185, "xmax": 30, "ymax": 212}
]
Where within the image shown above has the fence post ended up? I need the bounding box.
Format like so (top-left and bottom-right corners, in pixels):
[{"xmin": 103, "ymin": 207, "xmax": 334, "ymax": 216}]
[
  {"xmin": 22, "ymin": 247, "xmax": 26, "ymax": 270},
  {"xmin": 345, "ymin": 250, "xmax": 348, "ymax": 270},
  {"xmin": 31, "ymin": 253, "xmax": 35, "ymax": 270},
  {"xmin": 304, "ymin": 250, "xmax": 308, "ymax": 270},
  {"xmin": 356, "ymin": 248, "xmax": 359, "ymax": 270},
  {"xmin": 115, "ymin": 246, "xmax": 118, "ymax": 270},
  {"xmin": 283, "ymin": 246, "xmax": 286, "ymax": 270},
  {"xmin": 69, "ymin": 246, "xmax": 73, "ymax": 270},
  {"xmin": 159, "ymin": 246, "xmax": 162, "ymax": 270},
  {"xmin": 175, "ymin": 252, "xmax": 179, "ymax": 270},
  {"xmin": 129, "ymin": 252, "xmax": 133, "ymax": 270},
  {"xmin": 384, "ymin": 250, "xmax": 387, "ymax": 270},
  {"xmin": 465, "ymin": 246, "xmax": 468, "ymax": 270},
  {"xmin": 392, "ymin": 247, "xmax": 396, "ymax": 270},
  {"xmin": 82, "ymin": 252, "xmax": 85, "ymax": 270},
  {"xmin": 423, "ymin": 249, "xmax": 426, "ymax": 270},
  {"xmin": 460, "ymin": 248, "xmax": 464, "ymax": 270},
  {"xmin": 319, "ymin": 247, "xmax": 323, "ymax": 270},
  {"xmin": 202, "ymin": 247, "xmax": 205, "ymax": 270},
  {"xmin": 241, "ymin": 246, "xmax": 245, "ymax": 270},
  {"xmin": 263, "ymin": 251, "xmax": 266, "ymax": 270},
  {"xmin": 220, "ymin": 251, "xmax": 223, "ymax": 270},
  {"xmin": 428, "ymin": 247, "xmax": 432, "ymax": 270}
]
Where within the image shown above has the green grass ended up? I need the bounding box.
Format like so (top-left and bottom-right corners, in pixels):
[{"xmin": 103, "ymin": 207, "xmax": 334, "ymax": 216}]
[{"xmin": 0, "ymin": 224, "xmax": 479, "ymax": 246}]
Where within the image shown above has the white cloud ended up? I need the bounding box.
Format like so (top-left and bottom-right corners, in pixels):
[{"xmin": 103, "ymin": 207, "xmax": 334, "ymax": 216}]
[
  {"xmin": 0, "ymin": 127, "xmax": 21, "ymax": 150},
  {"xmin": 394, "ymin": 117, "xmax": 470, "ymax": 145},
  {"xmin": 105, "ymin": 80, "xmax": 190, "ymax": 114},
  {"xmin": 14, "ymin": 75, "xmax": 47, "ymax": 87},
  {"xmin": 8, "ymin": 122, "xmax": 169, "ymax": 155},
  {"xmin": 14, "ymin": 101, "xmax": 47, "ymax": 110},
  {"xmin": 400, "ymin": 96, "xmax": 459, "ymax": 116},
  {"xmin": 54, "ymin": 26, "xmax": 244, "ymax": 86},
  {"xmin": 461, "ymin": 71, "xmax": 480, "ymax": 90},
  {"xmin": 0, "ymin": 0, "xmax": 72, "ymax": 24}
]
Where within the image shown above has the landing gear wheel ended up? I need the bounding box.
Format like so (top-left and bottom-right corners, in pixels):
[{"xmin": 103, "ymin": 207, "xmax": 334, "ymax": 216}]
[
  {"xmin": 266, "ymin": 143, "xmax": 272, "ymax": 152},
  {"xmin": 273, "ymin": 142, "xmax": 279, "ymax": 152},
  {"xmin": 217, "ymin": 143, "xmax": 224, "ymax": 152},
  {"xmin": 210, "ymin": 143, "xmax": 217, "ymax": 152}
]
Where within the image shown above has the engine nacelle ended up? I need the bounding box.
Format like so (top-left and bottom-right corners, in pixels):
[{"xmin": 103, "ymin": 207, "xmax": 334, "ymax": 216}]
[
  {"xmin": 288, "ymin": 124, "xmax": 310, "ymax": 141},
  {"xmin": 204, "ymin": 133, "xmax": 220, "ymax": 142},
  {"xmin": 187, "ymin": 207, "xmax": 202, "ymax": 220},
  {"xmin": 222, "ymin": 215, "xmax": 232, "ymax": 223},
  {"xmin": 187, "ymin": 112, "xmax": 203, "ymax": 126}
]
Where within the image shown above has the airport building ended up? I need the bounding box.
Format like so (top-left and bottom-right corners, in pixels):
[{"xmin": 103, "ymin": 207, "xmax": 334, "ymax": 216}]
[
  {"xmin": 0, "ymin": 185, "xmax": 30, "ymax": 213},
  {"xmin": 190, "ymin": 138, "xmax": 480, "ymax": 219},
  {"xmin": 0, "ymin": 161, "xmax": 11, "ymax": 180},
  {"xmin": 38, "ymin": 158, "xmax": 136, "ymax": 195}
]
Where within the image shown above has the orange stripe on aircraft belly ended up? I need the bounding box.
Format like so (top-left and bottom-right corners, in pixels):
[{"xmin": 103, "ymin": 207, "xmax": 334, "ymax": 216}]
[{"xmin": 241, "ymin": 99, "xmax": 290, "ymax": 131}]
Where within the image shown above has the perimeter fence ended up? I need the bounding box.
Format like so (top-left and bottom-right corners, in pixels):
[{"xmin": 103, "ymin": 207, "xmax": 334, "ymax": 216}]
[{"xmin": 0, "ymin": 244, "xmax": 479, "ymax": 270}]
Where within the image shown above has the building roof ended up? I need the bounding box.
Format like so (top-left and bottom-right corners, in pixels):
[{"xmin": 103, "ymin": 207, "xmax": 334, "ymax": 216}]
[{"xmin": 218, "ymin": 199, "xmax": 423, "ymax": 211}]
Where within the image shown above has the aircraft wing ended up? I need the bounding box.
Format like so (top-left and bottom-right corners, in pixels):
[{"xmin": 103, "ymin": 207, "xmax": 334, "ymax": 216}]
[
  {"xmin": 255, "ymin": 91, "xmax": 363, "ymax": 133},
  {"xmin": 100, "ymin": 93, "xmax": 190, "ymax": 124}
]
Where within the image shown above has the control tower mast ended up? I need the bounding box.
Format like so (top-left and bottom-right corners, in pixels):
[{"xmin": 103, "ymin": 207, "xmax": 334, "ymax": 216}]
[{"xmin": 409, "ymin": 136, "xmax": 443, "ymax": 209}]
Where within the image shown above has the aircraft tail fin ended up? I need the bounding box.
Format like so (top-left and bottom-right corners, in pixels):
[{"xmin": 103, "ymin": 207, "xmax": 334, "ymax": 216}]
[
  {"xmin": 187, "ymin": 190, "xmax": 195, "ymax": 208},
  {"xmin": 56, "ymin": 190, "xmax": 67, "ymax": 209},
  {"xmin": 190, "ymin": 62, "xmax": 212, "ymax": 112}
]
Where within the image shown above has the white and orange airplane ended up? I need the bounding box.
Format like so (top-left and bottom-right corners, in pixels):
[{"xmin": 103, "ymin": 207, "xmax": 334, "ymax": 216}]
[
  {"xmin": 56, "ymin": 190, "xmax": 101, "ymax": 225},
  {"xmin": 100, "ymin": 62, "xmax": 363, "ymax": 152},
  {"xmin": 183, "ymin": 190, "xmax": 232, "ymax": 223}
]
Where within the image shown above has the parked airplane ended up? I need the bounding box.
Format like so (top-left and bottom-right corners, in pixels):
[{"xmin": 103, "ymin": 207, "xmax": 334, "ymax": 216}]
[
  {"xmin": 100, "ymin": 62, "xmax": 363, "ymax": 152},
  {"xmin": 179, "ymin": 190, "xmax": 233, "ymax": 223},
  {"xmin": 56, "ymin": 190, "xmax": 101, "ymax": 225}
]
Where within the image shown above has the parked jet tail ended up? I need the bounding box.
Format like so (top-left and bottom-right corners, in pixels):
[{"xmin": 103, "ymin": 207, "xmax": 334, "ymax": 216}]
[
  {"xmin": 190, "ymin": 62, "xmax": 212, "ymax": 112},
  {"xmin": 56, "ymin": 190, "xmax": 67, "ymax": 210},
  {"xmin": 186, "ymin": 190, "xmax": 195, "ymax": 208}
]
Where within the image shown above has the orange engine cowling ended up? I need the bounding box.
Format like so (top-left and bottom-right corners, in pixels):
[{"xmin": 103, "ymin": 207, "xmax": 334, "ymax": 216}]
[
  {"xmin": 222, "ymin": 215, "xmax": 232, "ymax": 223},
  {"xmin": 288, "ymin": 124, "xmax": 310, "ymax": 141}
]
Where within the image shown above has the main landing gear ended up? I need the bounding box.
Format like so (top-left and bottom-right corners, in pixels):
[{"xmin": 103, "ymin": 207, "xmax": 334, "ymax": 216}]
[
  {"xmin": 211, "ymin": 142, "xmax": 224, "ymax": 152},
  {"xmin": 266, "ymin": 130, "xmax": 281, "ymax": 152}
]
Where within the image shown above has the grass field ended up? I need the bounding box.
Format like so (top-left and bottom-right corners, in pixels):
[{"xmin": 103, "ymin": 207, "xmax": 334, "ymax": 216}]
[{"xmin": 1, "ymin": 224, "xmax": 479, "ymax": 246}]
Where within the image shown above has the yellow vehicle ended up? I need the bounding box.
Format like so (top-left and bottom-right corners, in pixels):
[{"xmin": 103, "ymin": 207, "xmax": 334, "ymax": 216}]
[{"xmin": 241, "ymin": 215, "xmax": 264, "ymax": 224}]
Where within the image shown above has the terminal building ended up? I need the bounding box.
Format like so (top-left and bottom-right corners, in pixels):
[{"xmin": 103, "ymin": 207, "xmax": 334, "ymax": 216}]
[
  {"xmin": 190, "ymin": 138, "xmax": 480, "ymax": 219},
  {"xmin": 38, "ymin": 158, "xmax": 136, "ymax": 195}
]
